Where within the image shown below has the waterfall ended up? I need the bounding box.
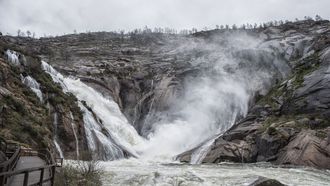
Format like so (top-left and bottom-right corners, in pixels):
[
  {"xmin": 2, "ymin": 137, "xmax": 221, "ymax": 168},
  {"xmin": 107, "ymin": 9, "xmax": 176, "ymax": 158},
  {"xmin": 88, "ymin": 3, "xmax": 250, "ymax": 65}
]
[
  {"xmin": 132, "ymin": 34, "xmax": 290, "ymax": 161},
  {"xmin": 5, "ymin": 49, "xmax": 20, "ymax": 66},
  {"xmin": 21, "ymin": 75, "xmax": 43, "ymax": 102},
  {"xmin": 41, "ymin": 61, "xmax": 145, "ymax": 160},
  {"xmin": 41, "ymin": 61, "xmax": 67, "ymax": 90},
  {"xmin": 190, "ymin": 109, "xmax": 239, "ymax": 164},
  {"xmin": 79, "ymin": 102, "xmax": 125, "ymax": 160},
  {"xmin": 40, "ymin": 33, "xmax": 289, "ymax": 162},
  {"xmin": 69, "ymin": 112, "xmax": 79, "ymax": 159},
  {"xmin": 53, "ymin": 112, "xmax": 64, "ymax": 158}
]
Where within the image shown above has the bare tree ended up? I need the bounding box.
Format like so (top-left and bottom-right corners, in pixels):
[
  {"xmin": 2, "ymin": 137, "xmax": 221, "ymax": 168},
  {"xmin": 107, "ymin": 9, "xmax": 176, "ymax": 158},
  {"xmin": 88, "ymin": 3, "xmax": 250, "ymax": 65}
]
[
  {"xmin": 17, "ymin": 29, "xmax": 21, "ymax": 37},
  {"xmin": 315, "ymin": 15, "xmax": 323, "ymax": 21},
  {"xmin": 26, "ymin": 30, "xmax": 31, "ymax": 37},
  {"xmin": 120, "ymin": 30, "xmax": 124, "ymax": 42},
  {"xmin": 304, "ymin": 16, "xmax": 313, "ymax": 20}
]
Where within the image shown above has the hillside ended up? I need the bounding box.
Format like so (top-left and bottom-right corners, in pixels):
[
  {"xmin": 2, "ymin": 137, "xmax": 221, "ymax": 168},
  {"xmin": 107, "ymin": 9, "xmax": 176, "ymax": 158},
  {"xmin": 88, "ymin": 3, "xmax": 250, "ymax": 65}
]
[{"xmin": 0, "ymin": 19, "xmax": 329, "ymax": 168}]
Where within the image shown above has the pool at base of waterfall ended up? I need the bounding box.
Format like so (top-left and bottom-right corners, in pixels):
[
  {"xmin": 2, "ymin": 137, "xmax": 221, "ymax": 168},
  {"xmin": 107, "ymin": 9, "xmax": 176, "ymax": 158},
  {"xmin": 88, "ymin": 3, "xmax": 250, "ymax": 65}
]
[{"xmin": 94, "ymin": 159, "xmax": 330, "ymax": 186}]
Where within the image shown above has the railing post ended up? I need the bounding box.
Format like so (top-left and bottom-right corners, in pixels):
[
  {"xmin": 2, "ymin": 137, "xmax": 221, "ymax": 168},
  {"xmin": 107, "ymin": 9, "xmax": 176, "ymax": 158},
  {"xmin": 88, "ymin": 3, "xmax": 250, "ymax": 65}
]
[
  {"xmin": 50, "ymin": 166, "xmax": 55, "ymax": 186},
  {"xmin": 39, "ymin": 168, "xmax": 44, "ymax": 186},
  {"xmin": 23, "ymin": 172, "xmax": 29, "ymax": 186},
  {"xmin": 4, "ymin": 165, "xmax": 8, "ymax": 184}
]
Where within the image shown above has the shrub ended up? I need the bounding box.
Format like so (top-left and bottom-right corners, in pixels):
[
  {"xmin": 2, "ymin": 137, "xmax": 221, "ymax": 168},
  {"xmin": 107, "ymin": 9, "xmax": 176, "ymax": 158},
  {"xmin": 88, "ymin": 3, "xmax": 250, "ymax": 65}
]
[{"xmin": 55, "ymin": 152, "xmax": 103, "ymax": 186}]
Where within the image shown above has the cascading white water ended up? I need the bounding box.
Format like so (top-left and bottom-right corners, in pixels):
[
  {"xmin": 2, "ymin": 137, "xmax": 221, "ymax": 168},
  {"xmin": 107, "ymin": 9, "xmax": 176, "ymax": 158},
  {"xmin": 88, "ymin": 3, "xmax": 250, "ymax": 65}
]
[
  {"xmin": 53, "ymin": 112, "xmax": 64, "ymax": 158},
  {"xmin": 21, "ymin": 75, "xmax": 43, "ymax": 102},
  {"xmin": 5, "ymin": 49, "xmax": 20, "ymax": 66},
  {"xmin": 69, "ymin": 112, "xmax": 79, "ymax": 159},
  {"xmin": 42, "ymin": 31, "xmax": 330, "ymax": 186},
  {"xmin": 133, "ymin": 33, "xmax": 290, "ymax": 161},
  {"xmin": 41, "ymin": 61, "xmax": 145, "ymax": 160},
  {"xmin": 79, "ymin": 102, "xmax": 126, "ymax": 160},
  {"xmin": 40, "ymin": 33, "xmax": 290, "ymax": 163}
]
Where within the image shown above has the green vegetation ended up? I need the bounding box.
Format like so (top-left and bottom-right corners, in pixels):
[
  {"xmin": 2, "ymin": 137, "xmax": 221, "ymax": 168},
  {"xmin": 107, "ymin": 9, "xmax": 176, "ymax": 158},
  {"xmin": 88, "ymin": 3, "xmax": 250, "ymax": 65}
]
[
  {"xmin": 291, "ymin": 53, "xmax": 321, "ymax": 88},
  {"xmin": 55, "ymin": 153, "xmax": 103, "ymax": 186},
  {"xmin": 0, "ymin": 44, "xmax": 83, "ymax": 152}
]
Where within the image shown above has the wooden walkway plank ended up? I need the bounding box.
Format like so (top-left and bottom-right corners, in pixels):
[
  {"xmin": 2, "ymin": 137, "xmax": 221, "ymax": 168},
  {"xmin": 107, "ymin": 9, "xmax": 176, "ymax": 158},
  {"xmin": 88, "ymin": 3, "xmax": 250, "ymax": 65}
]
[{"xmin": 9, "ymin": 156, "xmax": 50, "ymax": 186}]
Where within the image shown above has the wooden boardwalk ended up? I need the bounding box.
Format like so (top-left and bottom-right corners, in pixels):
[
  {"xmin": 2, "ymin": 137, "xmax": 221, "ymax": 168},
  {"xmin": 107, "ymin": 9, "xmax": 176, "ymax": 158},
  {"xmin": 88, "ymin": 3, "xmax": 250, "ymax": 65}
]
[{"xmin": 9, "ymin": 156, "xmax": 50, "ymax": 186}]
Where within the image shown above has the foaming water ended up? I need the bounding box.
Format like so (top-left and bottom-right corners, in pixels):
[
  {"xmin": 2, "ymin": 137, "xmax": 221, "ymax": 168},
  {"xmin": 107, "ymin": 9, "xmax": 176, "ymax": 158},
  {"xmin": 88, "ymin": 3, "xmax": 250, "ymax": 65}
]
[
  {"xmin": 92, "ymin": 159, "xmax": 330, "ymax": 186},
  {"xmin": 40, "ymin": 32, "xmax": 329, "ymax": 185},
  {"xmin": 40, "ymin": 33, "xmax": 291, "ymax": 162},
  {"xmin": 21, "ymin": 75, "xmax": 43, "ymax": 102},
  {"xmin": 41, "ymin": 61, "xmax": 145, "ymax": 160},
  {"xmin": 69, "ymin": 112, "xmax": 79, "ymax": 159},
  {"xmin": 53, "ymin": 112, "xmax": 64, "ymax": 158},
  {"xmin": 135, "ymin": 34, "xmax": 290, "ymax": 161},
  {"xmin": 5, "ymin": 49, "xmax": 20, "ymax": 66}
]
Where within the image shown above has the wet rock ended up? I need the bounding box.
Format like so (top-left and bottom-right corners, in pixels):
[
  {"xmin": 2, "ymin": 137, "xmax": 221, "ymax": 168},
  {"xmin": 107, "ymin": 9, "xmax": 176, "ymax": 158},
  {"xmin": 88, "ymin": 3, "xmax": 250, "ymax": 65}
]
[
  {"xmin": 282, "ymin": 47, "xmax": 330, "ymax": 117},
  {"xmin": 255, "ymin": 131, "xmax": 288, "ymax": 162},
  {"xmin": 202, "ymin": 138, "xmax": 257, "ymax": 163},
  {"xmin": 1, "ymin": 20, "xmax": 330, "ymax": 165},
  {"xmin": 249, "ymin": 176, "xmax": 286, "ymax": 186},
  {"xmin": 276, "ymin": 130, "xmax": 330, "ymax": 169}
]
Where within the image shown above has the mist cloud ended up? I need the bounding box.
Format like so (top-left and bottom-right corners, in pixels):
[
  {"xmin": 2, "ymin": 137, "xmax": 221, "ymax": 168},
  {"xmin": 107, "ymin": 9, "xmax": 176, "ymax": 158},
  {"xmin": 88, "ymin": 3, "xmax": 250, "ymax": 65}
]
[{"xmin": 0, "ymin": 0, "xmax": 329, "ymax": 36}]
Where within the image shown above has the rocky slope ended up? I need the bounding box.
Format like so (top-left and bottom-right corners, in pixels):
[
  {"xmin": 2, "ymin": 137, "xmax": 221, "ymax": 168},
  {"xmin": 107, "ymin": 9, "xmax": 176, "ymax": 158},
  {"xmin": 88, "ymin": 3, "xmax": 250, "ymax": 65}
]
[
  {"xmin": 178, "ymin": 20, "xmax": 330, "ymax": 169},
  {"xmin": 1, "ymin": 19, "xmax": 329, "ymax": 168},
  {"xmin": 0, "ymin": 39, "xmax": 88, "ymax": 159}
]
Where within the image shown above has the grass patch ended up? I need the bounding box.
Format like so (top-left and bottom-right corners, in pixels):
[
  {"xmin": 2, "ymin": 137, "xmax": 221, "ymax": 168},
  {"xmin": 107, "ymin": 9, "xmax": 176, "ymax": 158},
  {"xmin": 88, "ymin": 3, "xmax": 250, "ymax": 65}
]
[{"xmin": 291, "ymin": 53, "xmax": 321, "ymax": 88}]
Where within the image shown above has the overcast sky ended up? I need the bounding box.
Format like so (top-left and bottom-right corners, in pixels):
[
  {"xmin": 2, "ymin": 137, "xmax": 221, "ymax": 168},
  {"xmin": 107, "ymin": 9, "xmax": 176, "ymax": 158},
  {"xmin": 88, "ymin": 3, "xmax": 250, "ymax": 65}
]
[{"xmin": 0, "ymin": 0, "xmax": 329, "ymax": 36}]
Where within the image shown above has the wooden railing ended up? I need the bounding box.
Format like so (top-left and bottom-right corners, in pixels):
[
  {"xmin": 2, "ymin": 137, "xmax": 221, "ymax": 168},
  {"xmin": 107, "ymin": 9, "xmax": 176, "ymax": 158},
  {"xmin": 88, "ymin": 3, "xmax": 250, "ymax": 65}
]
[
  {"xmin": 0, "ymin": 139, "xmax": 21, "ymax": 186},
  {"xmin": 0, "ymin": 138, "xmax": 62, "ymax": 186}
]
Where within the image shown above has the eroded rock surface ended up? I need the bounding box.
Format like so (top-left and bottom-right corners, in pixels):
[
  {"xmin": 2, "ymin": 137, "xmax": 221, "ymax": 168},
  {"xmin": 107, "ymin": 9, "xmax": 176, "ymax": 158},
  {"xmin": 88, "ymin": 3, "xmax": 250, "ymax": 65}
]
[
  {"xmin": 1, "ymin": 20, "xmax": 330, "ymax": 166},
  {"xmin": 178, "ymin": 20, "xmax": 330, "ymax": 169}
]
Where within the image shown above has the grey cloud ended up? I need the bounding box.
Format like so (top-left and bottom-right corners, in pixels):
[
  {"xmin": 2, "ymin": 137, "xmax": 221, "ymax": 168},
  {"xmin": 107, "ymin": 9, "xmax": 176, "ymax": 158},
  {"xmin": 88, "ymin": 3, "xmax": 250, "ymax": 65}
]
[{"xmin": 0, "ymin": 0, "xmax": 329, "ymax": 36}]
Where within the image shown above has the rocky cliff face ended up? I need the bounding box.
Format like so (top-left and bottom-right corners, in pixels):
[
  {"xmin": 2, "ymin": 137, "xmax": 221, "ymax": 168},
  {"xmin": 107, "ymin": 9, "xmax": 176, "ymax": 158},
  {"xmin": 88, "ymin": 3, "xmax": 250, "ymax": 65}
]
[
  {"xmin": 178, "ymin": 20, "xmax": 330, "ymax": 169},
  {"xmin": 1, "ymin": 20, "xmax": 329, "ymax": 168},
  {"xmin": 0, "ymin": 40, "xmax": 88, "ymax": 159}
]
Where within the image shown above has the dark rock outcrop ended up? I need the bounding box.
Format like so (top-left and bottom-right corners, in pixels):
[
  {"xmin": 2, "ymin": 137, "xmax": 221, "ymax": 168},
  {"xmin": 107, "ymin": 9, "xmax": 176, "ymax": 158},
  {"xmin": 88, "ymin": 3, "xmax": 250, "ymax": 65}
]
[{"xmin": 249, "ymin": 176, "xmax": 286, "ymax": 186}]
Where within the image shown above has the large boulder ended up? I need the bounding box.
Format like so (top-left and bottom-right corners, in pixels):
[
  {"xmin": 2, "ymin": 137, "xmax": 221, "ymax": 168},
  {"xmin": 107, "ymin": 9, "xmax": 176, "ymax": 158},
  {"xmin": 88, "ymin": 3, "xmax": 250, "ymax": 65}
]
[
  {"xmin": 249, "ymin": 176, "xmax": 286, "ymax": 186},
  {"xmin": 276, "ymin": 130, "xmax": 330, "ymax": 169}
]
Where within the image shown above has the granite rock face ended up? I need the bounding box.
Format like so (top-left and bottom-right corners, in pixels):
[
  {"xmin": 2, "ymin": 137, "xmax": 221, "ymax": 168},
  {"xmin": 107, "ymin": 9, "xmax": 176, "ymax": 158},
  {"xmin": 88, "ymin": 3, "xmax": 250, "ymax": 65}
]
[
  {"xmin": 1, "ymin": 20, "xmax": 330, "ymax": 166},
  {"xmin": 178, "ymin": 20, "xmax": 330, "ymax": 169}
]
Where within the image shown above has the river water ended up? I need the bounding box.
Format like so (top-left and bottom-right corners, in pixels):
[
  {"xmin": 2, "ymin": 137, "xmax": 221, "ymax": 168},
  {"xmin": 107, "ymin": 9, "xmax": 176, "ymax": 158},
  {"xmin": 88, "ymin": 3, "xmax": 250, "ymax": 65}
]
[
  {"xmin": 98, "ymin": 159, "xmax": 330, "ymax": 186},
  {"xmin": 40, "ymin": 34, "xmax": 330, "ymax": 186}
]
